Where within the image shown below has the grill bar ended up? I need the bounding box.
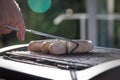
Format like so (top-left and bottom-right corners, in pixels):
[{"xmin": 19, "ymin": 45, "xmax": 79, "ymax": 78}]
[{"xmin": 3, "ymin": 51, "xmax": 90, "ymax": 70}]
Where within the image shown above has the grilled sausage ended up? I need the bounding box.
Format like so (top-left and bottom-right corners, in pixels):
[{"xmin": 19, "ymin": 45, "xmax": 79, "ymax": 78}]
[
  {"xmin": 67, "ymin": 40, "xmax": 93, "ymax": 53},
  {"xmin": 28, "ymin": 41, "xmax": 44, "ymax": 52},
  {"xmin": 28, "ymin": 39, "xmax": 93, "ymax": 54},
  {"xmin": 49, "ymin": 40, "xmax": 67, "ymax": 55},
  {"xmin": 40, "ymin": 41, "xmax": 51, "ymax": 53}
]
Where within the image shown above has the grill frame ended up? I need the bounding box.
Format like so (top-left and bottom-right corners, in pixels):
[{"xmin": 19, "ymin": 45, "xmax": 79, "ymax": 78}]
[{"xmin": 0, "ymin": 44, "xmax": 120, "ymax": 80}]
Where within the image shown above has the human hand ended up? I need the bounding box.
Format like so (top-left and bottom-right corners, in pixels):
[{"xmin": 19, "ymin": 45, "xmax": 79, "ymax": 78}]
[{"xmin": 0, "ymin": 0, "xmax": 25, "ymax": 41}]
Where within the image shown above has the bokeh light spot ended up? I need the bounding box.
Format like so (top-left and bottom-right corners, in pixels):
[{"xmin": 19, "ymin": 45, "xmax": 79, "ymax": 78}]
[{"xmin": 27, "ymin": 0, "xmax": 51, "ymax": 13}]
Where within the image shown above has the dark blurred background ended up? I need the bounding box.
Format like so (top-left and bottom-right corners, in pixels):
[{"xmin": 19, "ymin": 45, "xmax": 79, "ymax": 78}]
[{"xmin": 0, "ymin": 0, "xmax": 120, "ymax": 49}]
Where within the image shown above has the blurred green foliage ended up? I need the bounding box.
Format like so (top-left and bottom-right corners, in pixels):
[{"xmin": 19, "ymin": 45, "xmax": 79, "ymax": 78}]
[
  {"xmin": 0, "ymin": 0, "xmax": 85, "ymax": 47},
  {"xmin": 1, "ymin": 0, "xmax": 120, "ymax": 48}
]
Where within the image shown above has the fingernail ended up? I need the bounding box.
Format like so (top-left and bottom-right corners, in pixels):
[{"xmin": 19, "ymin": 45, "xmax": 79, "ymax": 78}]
[{"xmin": 21, "ymin": 32, "xmax": 25, "ymax": 41}]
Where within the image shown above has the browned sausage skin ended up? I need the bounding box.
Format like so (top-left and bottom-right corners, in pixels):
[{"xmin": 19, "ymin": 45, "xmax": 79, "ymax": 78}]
[{"xmin": 28, "ymin": 41, "xmax": 44, "ymax": 52}]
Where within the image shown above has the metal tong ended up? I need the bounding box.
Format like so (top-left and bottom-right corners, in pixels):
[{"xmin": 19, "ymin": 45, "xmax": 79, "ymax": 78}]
[{"xmin": 2, "ymin": 25, "xmax": 79, "ymax": 53}]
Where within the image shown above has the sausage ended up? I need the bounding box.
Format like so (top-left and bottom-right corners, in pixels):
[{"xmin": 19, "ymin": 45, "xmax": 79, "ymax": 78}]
[
  {"xmin": 40, "ymin": 41, "xmax": 51, "ymax": 53},
  {"xmin": 67, "ymin": 40, "xmax": 93, "ymax": 53},
  {"xmin": 49, "ymin": 40, "xmax": 67, "ymax": 55},
  {"xmin": 27, "ymin": 39, "xmax": 93, "ymax": 54},
  {"xmin": 27, "ymin": 41, "xmax": 44, "ymax": 52},
  {"xmin": 27, "ymin": 40, "xmax": 54, "ymax": 52}
]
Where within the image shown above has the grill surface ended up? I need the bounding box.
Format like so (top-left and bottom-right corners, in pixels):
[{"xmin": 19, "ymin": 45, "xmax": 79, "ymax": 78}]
[
  {"xmin": 1, "ymin": 44, "xmax": 120, "ymax": 70},
  {"xmin": 0, "ymin": 44, "xmax": 120, "ymax": 80}
]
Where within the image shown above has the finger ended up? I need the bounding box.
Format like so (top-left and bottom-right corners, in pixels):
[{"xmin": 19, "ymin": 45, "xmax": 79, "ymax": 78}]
[
  {"xmin": 16, "ymin": 24, "xmax": 26, "ymax": 41},
  {"xmin": 0, "ymin": 28, "xmax": 12, "ymax": 34}
]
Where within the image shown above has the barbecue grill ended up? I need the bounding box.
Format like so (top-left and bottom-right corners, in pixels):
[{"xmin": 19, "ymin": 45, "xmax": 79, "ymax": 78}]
[{"xmin": 0, "ymin": 43, "xmax": 120, "ymax": 80}]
